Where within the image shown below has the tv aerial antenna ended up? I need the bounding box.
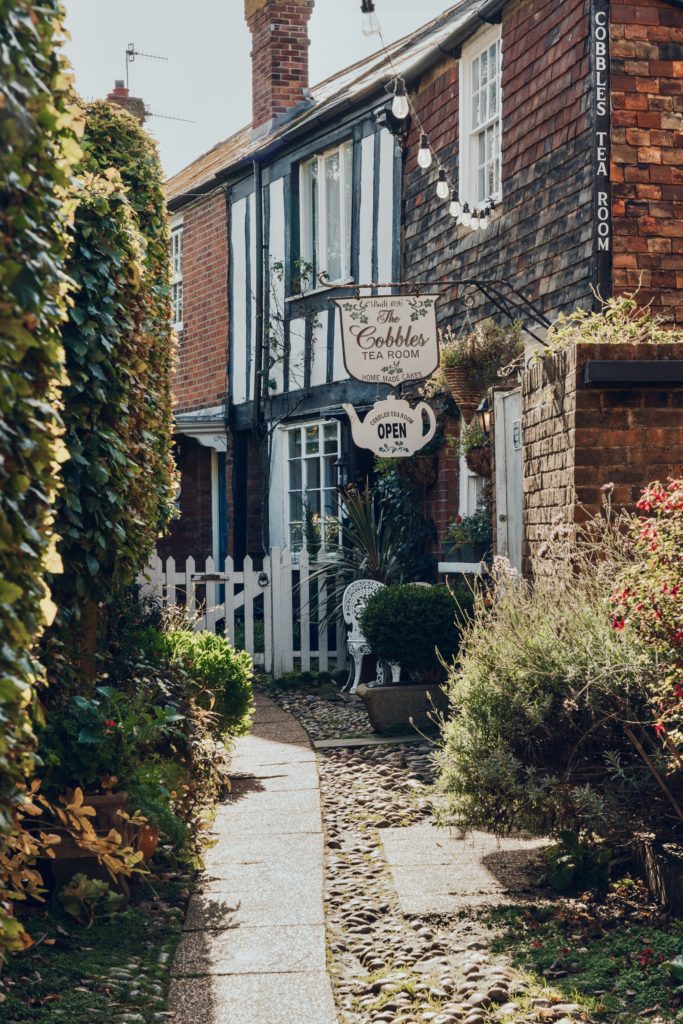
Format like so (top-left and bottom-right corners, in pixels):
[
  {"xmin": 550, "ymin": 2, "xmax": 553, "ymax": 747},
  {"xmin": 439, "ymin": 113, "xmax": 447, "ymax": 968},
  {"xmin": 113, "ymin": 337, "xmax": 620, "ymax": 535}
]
[
  {"xmin": 125, "ymin": 43, "xmax": 195, "ymax": 124},
  {"xmin": 125, "ymin": 42, "xmax": 168, "ymax": 90}
]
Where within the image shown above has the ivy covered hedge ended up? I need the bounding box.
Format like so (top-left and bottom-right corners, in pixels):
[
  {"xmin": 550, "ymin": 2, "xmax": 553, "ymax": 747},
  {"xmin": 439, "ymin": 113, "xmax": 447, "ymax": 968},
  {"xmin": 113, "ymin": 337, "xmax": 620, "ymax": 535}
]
[
  {"xmin": 48, "ymin": 102, "xmax": 176, "ymax": 679},
  {"xmin": 0, "ymin": 0, "xmax": 81, "ymax": 949}
]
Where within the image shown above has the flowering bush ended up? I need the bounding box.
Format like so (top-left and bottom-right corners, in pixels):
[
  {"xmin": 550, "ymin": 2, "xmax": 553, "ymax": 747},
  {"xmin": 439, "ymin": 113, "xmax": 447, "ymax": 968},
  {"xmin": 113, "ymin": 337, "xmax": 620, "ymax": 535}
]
[{"xmin": 611, "ymin": 479, "xmax": 683, "ymax": 752}]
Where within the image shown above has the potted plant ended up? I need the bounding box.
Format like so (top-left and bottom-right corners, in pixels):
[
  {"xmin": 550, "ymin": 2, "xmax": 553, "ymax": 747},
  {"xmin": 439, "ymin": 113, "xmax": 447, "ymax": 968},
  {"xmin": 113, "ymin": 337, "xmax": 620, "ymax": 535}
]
[
  {"xmin": 445, "ymin": 487, "xmax": 493, "ymax": 563},
  {"xmin": 436, "ymin": 319, "xmax": 524, "ymax": 423},
  {"xmin": 356, "ymin": 584, "xmax": 474, "ymax": 732}
]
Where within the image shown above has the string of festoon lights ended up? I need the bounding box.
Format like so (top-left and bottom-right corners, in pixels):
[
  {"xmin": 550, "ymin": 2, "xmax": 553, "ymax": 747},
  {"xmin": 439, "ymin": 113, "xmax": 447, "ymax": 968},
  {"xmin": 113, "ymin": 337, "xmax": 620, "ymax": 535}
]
[{"xmin": 360, "ymin": 0, "xmax": 495, "ymax": 232}]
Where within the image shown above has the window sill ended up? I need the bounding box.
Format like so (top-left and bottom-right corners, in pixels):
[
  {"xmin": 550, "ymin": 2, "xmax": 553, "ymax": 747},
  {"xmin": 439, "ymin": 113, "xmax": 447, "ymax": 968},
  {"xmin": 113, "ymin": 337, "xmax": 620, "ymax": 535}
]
[{"xmin": 285, "ymin": 276, "xmax": 354, "ymax": 302}]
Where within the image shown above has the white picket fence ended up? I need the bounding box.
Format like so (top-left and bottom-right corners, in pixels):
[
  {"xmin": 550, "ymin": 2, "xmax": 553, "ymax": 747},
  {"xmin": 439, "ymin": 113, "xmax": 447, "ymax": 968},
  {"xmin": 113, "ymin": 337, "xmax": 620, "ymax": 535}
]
[{"xmin": 138, "ymin": 547, "xmax": 348, "ymax": 679}]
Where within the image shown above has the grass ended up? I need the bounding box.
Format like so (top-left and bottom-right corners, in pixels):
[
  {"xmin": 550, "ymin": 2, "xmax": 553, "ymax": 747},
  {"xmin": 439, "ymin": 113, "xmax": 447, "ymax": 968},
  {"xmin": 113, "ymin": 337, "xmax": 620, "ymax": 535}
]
[
  {"xmin": 0, "ymin": 875, "xmax": 186, "ymax": 1023},
  {"xmin": 486, "ymin": 878, "xmax": 683, "ymax": 1022}
]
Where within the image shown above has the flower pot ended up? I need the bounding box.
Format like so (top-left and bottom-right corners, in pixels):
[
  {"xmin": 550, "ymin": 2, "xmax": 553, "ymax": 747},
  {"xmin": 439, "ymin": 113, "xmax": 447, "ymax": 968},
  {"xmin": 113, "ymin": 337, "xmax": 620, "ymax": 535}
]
[
  {"xmin": 465, "ymin": 444, "xmax": 492, "ymax": 478},
  {"xmin": 443, "ymin": 541, "xmax": 488, "ymax": 564},
  {"xmin": 357, "ymin": 682, "xmax": 448, "ymax": 734},
  {"xmin": 137, "ymin": 824, "xmax": 160, "ymax": 863},
  {"xmin": 443, "ymin": 368, "xmax": 483, "ymax": 424}
]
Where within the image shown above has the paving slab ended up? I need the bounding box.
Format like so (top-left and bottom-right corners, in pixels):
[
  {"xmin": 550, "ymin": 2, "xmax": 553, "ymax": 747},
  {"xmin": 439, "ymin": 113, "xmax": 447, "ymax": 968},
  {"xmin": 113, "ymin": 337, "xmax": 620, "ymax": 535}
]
[
  {"xmin": 169, "ymin": 971, "xmax": 338, "ymax": 1024},
  {"xmin": 183, "ymin": 885, "xmax": 324, "ymax": 930},
  {"xmin": 312, "ymin": 734, "xmax": 426, "ymax": 749},
  {"xmin": 172, "ymin": 694, "xmax": 336, "ymax": 1020},
  {"xmin": 381, "ymin": 822, "xmax": 546, "ymax": 915},
  {"xmin": 174, "ymin": 923, "xmax": 326, "ymax": 976},
  {"xmin": 229, "ymin": 763, "xmax": 319, "ymax": 793},
  {"xmin": 198, "ymin": 859, "xmax": 321, "ymax": 893},
  {"xmin": 203, "ymin": 832, "xmax": 324, "ymax": 871},
  {"xmin": 218, "ymin": 788, "xmax": 321, "ymax": 820}
]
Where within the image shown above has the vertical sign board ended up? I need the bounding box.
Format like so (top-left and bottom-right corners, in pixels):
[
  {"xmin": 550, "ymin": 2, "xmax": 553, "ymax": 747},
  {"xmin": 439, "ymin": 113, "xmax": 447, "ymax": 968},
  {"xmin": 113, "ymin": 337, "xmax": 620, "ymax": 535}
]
[{"xmin": 591, "ymin": 0, "xmax": 612, "ymax": 297}]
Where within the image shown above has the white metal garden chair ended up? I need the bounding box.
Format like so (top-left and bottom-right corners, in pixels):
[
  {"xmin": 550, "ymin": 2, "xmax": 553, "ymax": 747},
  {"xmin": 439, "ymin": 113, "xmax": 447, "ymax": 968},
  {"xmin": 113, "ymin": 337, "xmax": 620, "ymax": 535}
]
[{"xmin": 342, "ymin": 580, "xmax": 400, "ymax": 694}]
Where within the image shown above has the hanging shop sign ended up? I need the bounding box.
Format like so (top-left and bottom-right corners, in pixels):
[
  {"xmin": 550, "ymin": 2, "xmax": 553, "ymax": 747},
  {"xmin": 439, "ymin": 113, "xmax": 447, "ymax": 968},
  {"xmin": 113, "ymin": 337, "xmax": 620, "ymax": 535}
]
[
  {"xmin": 343, "ymin": 396, "xmax": 437, "ymax": 458},
  {"xmin": 333, "ymin": 294, "xmax": 440, "ymax": 386}
]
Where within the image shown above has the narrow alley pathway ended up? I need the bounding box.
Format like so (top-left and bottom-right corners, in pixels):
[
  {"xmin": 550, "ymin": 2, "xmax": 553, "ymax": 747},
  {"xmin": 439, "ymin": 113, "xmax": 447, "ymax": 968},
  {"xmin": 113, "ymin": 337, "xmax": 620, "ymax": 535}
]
[{"xmin": 169, "ymin": 692, "xmax": 338, "ymax": 1024}]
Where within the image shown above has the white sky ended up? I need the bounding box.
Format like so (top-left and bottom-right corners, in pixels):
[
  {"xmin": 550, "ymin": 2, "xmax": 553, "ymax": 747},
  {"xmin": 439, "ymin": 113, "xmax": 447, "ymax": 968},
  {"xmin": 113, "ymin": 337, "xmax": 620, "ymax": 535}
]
[{"xmin": 63, "ymin": 1, "xmax": 449, "ymax": 179}]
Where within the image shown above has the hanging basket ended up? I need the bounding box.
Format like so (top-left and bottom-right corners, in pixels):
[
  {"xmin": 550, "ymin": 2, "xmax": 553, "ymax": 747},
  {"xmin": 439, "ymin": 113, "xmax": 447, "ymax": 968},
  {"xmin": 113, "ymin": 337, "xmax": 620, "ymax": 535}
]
[
  {"xmin": 443, "ymin": 368, "xmax": 483, "ymax": 424},
  {"xmin": 465, "ymin": 445, "xmax": 492, "ymax": 479}
]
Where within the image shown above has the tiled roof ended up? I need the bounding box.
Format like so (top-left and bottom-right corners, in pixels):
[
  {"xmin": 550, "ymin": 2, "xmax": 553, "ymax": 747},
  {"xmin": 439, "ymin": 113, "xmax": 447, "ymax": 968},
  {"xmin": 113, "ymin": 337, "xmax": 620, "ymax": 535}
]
[{"xmin": 165, "ymin": 0, "xmax": 483, "ymax": 205}]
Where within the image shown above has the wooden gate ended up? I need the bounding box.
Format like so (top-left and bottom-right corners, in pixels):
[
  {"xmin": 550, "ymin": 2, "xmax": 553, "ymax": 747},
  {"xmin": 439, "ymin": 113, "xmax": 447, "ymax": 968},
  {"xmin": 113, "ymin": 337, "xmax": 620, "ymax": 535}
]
[{"xmin": 139, "ymin": 548, "xmax": 347, "ymax": 678}]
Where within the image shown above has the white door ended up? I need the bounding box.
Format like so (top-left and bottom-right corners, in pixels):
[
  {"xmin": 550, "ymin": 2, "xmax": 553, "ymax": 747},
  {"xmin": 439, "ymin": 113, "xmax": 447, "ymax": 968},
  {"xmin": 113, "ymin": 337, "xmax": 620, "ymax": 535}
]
[{"xmin": 494, "ymin": 389, "xmax": 523, "ymax": 572}]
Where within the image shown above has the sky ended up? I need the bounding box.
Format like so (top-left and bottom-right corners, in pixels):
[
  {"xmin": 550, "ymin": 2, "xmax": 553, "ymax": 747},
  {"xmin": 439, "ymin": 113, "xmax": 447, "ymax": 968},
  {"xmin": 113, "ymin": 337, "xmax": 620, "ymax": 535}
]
[{"xmin": 63, "ymin": 1, "xmax": 450, "ymax": 180}]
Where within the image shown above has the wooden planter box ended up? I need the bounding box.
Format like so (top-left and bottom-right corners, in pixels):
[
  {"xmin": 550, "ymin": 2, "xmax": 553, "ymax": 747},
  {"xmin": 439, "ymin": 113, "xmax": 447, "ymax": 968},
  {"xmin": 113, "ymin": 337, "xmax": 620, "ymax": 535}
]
[{"xmin": 356, "ymin": 682, "xmax": 448, "ymax": 734}]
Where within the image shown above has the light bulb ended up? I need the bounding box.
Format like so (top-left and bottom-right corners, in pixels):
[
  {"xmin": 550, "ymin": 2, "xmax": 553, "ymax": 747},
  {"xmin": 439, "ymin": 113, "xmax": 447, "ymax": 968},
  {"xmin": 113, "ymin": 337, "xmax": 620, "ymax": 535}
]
[
  {"xmin": 471, "ymin": 211, "xmax": 480, "ymax": 230},
  {"xmin": 449, "ymin": 190, "xmax": 461, "ymax": 218},
  {"xmin": 480, "ymin": 208, "xmax": 490, "ymax": 230},
  {"xmin": 391, "ymin": 80, "xmax": 409, "ymax": 119},
  {"xmin": 361, "ymin": 0, "xmax": 381, "ymax": 36},
  {"xmin": 417, "ymin": 134, "xmax": 432, "ymax": 169},
  {"xmin": 436, "ymin": 170, "xmax": 449, "ymax": 200},
  {"xmin": 459, "ymin": 203, "xmax": 471, "ymax": 228}
]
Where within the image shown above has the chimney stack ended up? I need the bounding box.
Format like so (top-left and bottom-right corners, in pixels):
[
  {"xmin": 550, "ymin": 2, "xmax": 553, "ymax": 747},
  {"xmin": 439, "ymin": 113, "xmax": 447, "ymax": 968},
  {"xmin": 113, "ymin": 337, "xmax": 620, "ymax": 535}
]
[
  {"xmin": 245, "ymin": 0, "xmax": 314, "ymax": 137},
  {"xmin": 106, "ymin": 80, "xmax": 146, "ymax": 124}
]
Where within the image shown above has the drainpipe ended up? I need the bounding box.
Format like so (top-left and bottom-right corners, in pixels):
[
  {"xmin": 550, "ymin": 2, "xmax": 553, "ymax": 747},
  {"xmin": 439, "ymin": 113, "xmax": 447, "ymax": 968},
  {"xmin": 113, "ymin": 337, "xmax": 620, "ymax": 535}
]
[{"xmin": 252, "ymin": 158, "xmax": 264, "ymax": 431}]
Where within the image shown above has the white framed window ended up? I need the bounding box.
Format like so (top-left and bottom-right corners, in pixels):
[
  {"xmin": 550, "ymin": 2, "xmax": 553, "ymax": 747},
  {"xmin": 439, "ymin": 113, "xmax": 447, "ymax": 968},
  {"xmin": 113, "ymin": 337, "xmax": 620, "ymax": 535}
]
[
  {"xmin": 286, "ymin": 420, "xmax": 341, "ymax": 553},
  {"xmin": 300, "ymin": 141, "xmax": 353, "ymax": 287},
  {"xmin": 171, "ymin": 222, "xmax": 184, "ymax": 330},
  {"xmin": 459, "ymin": 24, "xmax": 503, "ymax": 208}
]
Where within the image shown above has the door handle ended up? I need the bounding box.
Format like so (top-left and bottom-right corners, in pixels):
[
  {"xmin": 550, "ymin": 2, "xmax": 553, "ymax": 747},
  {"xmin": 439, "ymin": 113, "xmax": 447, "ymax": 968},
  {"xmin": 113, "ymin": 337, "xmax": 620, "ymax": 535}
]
[{"xmin": 498, "ymin": 514, "xmax": 507, "ymax": 522}]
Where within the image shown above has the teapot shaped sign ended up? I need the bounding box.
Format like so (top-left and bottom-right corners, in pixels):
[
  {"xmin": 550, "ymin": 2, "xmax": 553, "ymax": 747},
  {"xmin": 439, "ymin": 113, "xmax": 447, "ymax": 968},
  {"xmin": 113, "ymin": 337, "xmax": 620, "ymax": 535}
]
[
  {"xmin": 333, "ymin": 294, "xmax": 440, "ymax": 386},
  {"xmin": 343, "ymin": 396, "xmax": 437, "ymax": 458}
]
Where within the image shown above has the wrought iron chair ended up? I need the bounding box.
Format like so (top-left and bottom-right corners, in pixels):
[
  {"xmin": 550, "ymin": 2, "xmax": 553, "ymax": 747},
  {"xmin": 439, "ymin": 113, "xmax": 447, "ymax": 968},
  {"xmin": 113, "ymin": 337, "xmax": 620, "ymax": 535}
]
[{"xmin": 342, "ymin": 579, "xmax": 400, "ymax": 694}]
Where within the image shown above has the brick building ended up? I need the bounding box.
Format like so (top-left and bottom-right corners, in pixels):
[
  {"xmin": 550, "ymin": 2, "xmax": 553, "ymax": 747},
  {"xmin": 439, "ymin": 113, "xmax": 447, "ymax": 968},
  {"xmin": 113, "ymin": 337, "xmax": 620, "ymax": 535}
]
[{"xmin": 162, "ymin": 0, "xmax": 683, "ymax": 575}]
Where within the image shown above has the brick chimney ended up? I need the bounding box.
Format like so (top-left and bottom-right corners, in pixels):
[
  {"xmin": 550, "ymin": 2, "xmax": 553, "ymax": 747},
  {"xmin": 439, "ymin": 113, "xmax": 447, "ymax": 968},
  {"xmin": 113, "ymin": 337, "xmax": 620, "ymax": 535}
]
[
  {"xmin": 245, "ymin": 0, "xmax": 314, "ymax": 137},
  {"xmin": 106, "ymin": 80, "xmax": 146, "ymax": 124}
]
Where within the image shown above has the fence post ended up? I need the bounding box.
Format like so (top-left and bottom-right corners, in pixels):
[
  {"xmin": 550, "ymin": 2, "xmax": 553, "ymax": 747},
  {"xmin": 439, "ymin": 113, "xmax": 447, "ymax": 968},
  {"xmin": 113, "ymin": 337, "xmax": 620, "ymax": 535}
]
[
  {"xmin": 224, "ymin": 555, "xmax": 235, "ymax": 645},
  {"xmin": 186, "ymin": 556, "xmax": 197, "ymax": 630},
  {"xmin": 263, "ymin": 552, "xmax": 273, "ymax": 674},
  {"xmin": 299, "ymin": 549, "xmax": 311, "ymax": 673},
  {"xmin": 243, "ymin": 555, "xmax": 255, "ymax": 657}
]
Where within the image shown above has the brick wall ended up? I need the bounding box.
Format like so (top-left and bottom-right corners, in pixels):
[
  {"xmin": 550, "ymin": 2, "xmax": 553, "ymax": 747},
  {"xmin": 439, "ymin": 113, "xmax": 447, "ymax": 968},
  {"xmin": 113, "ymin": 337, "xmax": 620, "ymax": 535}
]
[
  {"xmin": 245, "ymin": 0, "xmax": 314, "ymax": 132},
  {"xmin": 173, "ymin": 192, "xmax": 229, "ymax": 415},
  {"xmin": 403, "ymin": 0, "xmax": 594, "ymax": 328},
  {"xmin": 610, "ymin": 0, "xmax": 683, "ymax": 323},
  {"xmin": 522, "ymin": 342, "xmax": 683, "ymax": 575}
]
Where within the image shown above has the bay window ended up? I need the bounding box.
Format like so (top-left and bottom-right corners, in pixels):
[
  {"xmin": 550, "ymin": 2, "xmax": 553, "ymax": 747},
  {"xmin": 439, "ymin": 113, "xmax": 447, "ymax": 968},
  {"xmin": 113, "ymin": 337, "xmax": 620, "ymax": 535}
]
[{"xmin": 300, "ymin": 141, "xmax": 353, "ymax": 287}]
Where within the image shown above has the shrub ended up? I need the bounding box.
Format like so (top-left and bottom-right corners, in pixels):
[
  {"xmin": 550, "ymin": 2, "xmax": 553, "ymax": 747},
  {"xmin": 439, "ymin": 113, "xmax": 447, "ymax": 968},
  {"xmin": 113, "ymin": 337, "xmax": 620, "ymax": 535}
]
[
  {"xmin": 423, "ymin": 319, "xmax": 523, "ymax": 397},
  {"xmin": 611, "ymin": 479, "xmax": 683, "ymax": 756},
  {"xmin": 360, "ymin": 584, "xmax": 474, "ymax": 685},
  {"xmin": 436, "ymin": 509, "xmax": 673, "ymax": 844},
  {"xmin": 545, "ymin": 292, "xmax": 681, "ymax": 351},
  {"xmin": 162, "ymin": 631, "xmax": 254, "ymax": 736}
]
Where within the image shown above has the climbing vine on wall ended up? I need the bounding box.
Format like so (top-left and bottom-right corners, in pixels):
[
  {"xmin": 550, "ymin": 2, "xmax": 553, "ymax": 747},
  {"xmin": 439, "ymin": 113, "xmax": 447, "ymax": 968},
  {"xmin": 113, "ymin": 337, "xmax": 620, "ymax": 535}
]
[{"xmin": 0, "ymin": 0, "xmax": 81, "ymax": 953}]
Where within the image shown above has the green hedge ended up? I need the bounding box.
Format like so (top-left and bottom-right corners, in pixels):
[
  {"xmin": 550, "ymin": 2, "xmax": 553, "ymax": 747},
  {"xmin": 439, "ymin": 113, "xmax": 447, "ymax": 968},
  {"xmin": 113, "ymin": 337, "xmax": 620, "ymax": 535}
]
[
  {"xmin": 360, "ymin": 584, "xmax": 474, "ymax": 684},
  {"xmin": 0, "ymin": 0, "xmax": 81, "ymax": 952},
  {"xmin": 48, "ymin": 102, "xmax": 176, "ymax": 678}
]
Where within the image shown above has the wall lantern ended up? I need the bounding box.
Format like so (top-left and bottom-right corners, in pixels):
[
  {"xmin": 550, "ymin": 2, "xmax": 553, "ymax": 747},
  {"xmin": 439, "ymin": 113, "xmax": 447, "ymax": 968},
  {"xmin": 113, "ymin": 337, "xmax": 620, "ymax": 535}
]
[
  {"xmin": 475, "ymin": 396, "xmax": 491, "ymax": 437},
  {"xmin": 333, "ymin": 454, "xmax": 349, "ymax": 488}
]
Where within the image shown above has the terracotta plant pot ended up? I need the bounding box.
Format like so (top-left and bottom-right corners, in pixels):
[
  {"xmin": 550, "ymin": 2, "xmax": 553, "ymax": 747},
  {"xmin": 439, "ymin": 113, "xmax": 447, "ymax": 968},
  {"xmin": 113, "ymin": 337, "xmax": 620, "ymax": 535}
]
[
  {"xmin": 465, "ymin": 445, "xmax": 492, "ymax": 478},
  {"xmin": 137, "ymin": 824, "xmax": 160, "ymax": 863},
  {"xmin": 443, "ymin": 367, "xmax": 482, "ymax": 424}
]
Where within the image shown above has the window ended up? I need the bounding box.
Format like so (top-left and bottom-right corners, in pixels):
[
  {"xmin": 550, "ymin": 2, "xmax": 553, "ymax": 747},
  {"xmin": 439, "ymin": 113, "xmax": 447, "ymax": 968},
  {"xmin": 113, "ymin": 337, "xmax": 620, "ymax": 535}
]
[
  {"xmin": 300, "ymin": 141, "xmax": 353, "ymax": 286},
  {"xmin": 171, "ymin": 223, "xmax": 184, "ymax": 329},
  {"xmin": 460, "ymin": 26, "xmax": 502, "ymax": 208},
  {"xmin": 287, "ymin": 421, "xmax": 341, "ymax": 553}
]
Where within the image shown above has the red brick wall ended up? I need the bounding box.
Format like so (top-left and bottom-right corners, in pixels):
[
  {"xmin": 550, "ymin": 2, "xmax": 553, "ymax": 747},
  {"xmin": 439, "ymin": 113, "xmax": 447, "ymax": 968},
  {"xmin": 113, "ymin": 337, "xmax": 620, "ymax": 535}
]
[
  {"xmin": 245, "ymin": 0, "xmax": 314, "ymax": 132},
  {"xmin": 403, "ymin": 0, "xmax": 594, "ymax": 326},
  {"xmin": 610, "ymin": 0, "xmax": 683, "ymax": 323},
  {"xmin": 522, "ymin": 342, "xmax": 683, "ymax": 576},
  {"xmin": 173, "ymin": 192, "xmax": 228, "ymax": 415}
]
